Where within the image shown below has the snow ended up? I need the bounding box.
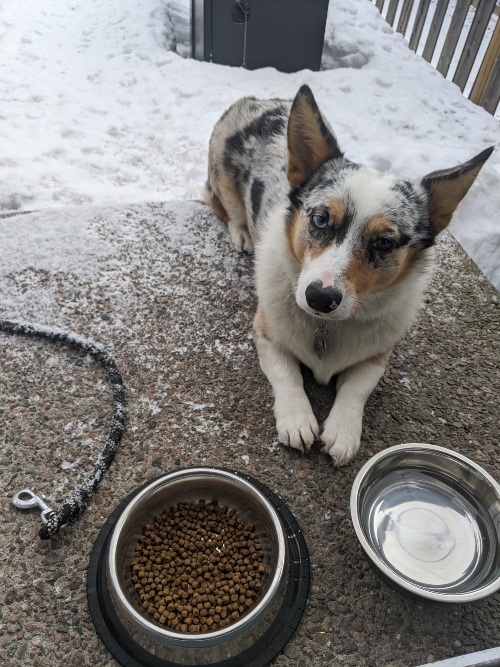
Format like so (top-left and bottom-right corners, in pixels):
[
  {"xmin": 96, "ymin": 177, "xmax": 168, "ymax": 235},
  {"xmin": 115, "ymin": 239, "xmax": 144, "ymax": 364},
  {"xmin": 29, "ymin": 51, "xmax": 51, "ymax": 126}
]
[{"xmin": 0, "ymin": 0, "xmax": 499, "ymax": 287}]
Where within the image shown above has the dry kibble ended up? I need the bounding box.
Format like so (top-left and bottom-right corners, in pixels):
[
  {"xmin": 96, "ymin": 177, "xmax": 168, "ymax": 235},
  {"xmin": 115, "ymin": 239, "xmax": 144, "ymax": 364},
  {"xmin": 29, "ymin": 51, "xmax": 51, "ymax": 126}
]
[{"xmin": 131, "ymin": 501, "xmax": 264, "ymax": 633}]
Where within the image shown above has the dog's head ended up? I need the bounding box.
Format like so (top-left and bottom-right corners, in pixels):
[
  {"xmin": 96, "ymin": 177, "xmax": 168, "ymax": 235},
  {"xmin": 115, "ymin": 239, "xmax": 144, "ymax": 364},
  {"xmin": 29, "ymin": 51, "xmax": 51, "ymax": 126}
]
[{"xmin": 286, "ymin": 85, "xmax": 493, "ymax": 321}]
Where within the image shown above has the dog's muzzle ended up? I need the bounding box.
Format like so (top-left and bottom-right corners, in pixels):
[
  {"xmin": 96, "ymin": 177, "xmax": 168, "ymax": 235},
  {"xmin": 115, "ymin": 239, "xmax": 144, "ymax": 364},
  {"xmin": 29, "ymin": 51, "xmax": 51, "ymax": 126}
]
[{"xmin": 305, "ymin": 281, "xmax": 343, "ymax": 314}]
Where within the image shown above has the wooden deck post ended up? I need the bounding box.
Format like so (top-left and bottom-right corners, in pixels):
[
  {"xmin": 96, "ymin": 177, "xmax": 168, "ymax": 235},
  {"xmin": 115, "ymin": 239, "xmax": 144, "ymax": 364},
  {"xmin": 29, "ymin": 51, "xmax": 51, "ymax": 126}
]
[
  {"xmin": 436, "ymin": 2, "xmax": 471, "ymax": 77},
  {"xmin": 409, "ymin": 0, "xmax": 432, "ymax": 51},
  {"xmin": 469, "ymin": 16, "xmax": 500, "ymax": 113},
  {"xmin": 422, "ymin": 0, "xmax": 450, "ymax": 63},
  {"xmin": 452, "ymin": 0, "xmax": 497, "ymax": 91},
  {"xmin": 396, "ymin": 0, "xmax": 415, "ymax": 36}
]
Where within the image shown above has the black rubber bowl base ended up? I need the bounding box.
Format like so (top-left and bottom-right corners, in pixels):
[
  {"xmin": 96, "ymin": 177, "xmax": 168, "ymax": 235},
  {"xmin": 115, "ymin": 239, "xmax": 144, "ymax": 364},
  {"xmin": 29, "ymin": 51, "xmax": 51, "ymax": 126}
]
[{"xmin": 87, "ymin": 468, "xmax": 310, "ymax": 667}]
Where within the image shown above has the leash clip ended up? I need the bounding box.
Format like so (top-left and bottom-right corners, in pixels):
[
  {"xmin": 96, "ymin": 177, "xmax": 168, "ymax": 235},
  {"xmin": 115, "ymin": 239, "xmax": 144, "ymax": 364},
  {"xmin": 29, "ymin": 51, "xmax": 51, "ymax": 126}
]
[{"xmin": 11, "ymin": 488, "xmax": 56, "ymax": 526}]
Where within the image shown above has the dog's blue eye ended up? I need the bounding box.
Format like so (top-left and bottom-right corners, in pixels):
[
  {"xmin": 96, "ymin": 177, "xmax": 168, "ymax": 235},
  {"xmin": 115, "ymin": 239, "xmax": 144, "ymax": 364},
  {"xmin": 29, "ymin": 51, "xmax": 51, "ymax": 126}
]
[
  {"xmin": 374, "ymin": 238, "xmax": 395, "ymax": 251},
  {"xmin": 311, "ymin": 213, "xmax": 328, "ymax": 229}
]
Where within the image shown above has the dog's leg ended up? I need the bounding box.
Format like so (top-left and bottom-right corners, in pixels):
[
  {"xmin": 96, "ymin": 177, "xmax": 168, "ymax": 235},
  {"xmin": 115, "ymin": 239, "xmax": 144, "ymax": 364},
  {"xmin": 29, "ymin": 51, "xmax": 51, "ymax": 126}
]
[
  {"xmin": 207, "ymin": 178, "xmax": 253, "ymax": 253},
  {"xmin": 226, "ymin": 210, "xmax": 254, "ymax": 254},
  {"xmin": 224, "ymin": 192, "xmax": 253, "ymax": 254},
  {"xmin": 322, "ymin": 351, "xmax": 391, "ymax": 466},
  {"xmin": 254, "ymin": 309, "xmax": 319, "ymax": 450},
  {"xmin": 204, "ymin": 181, "xmax": 230, "ymax": 223}
]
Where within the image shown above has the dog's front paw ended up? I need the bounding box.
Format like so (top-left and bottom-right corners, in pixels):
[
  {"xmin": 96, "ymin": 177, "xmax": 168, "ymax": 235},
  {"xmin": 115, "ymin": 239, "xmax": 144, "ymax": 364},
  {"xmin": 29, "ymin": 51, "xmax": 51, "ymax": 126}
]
[
  {"xmin": 229, "ymin": 225, "xmax": 254, "ymax": 253},
  {"xmin": 321, "ymin": 406, "xmax": 363, "ymax": 466},
  {"xmin": 274, "ymin": 399, "xmax": 319, "ymax": 451}
]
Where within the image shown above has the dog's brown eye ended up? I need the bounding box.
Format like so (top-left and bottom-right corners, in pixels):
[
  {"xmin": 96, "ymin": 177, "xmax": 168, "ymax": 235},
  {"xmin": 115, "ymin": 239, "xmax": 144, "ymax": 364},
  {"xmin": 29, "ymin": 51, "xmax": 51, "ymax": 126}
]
[
  {"xmin": 373, "ymin": 238, "xmax": 395, "ymax": 251},
  {"xmin": 311, "ymin": 213, "xmax": 328, "ymax": 229}
]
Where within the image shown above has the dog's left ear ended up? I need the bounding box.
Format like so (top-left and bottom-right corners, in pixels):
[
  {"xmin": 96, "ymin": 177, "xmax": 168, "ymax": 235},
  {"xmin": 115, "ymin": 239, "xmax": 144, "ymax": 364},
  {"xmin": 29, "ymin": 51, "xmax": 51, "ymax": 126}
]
[
  {"xmin": 421, "ymin": 146, "xmax": 494, "ymax": 234},
  {"xmin": 287, "ymin": 85, "xmax": 343, "ymax": 188}
]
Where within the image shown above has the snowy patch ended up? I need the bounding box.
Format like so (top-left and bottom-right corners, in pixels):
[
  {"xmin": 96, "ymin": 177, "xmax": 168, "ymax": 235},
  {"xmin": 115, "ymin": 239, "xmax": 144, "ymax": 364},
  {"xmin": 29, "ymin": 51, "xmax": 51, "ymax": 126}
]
[
  {"xmin": 207, "ymin": 339, "xmax": 252, "ymax": 359},
  {"xmin": 266, "ymin": 440, "xmax": 280, "ymax": 453},
  {"xmin": 399, "ymin": 375, "xmax": 411, "ymax": 390},
  {"xmin": 61, "ymin": 459, "xmax": 81, "ymax": 470},
  {"xmin": 0, "ymin": 0, "xmax": 498, "ymax": 288},
  {"xmin": 183, "ymin": 401, "xmax": 216, "ymax": 411}
]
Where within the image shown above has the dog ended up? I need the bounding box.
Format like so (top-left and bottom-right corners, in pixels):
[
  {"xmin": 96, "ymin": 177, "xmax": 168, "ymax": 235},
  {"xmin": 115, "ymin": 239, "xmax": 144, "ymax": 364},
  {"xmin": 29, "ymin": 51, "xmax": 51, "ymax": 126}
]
[{"xmin": 205, "ymin": 84, "xmax": 493, "ymax": 466}]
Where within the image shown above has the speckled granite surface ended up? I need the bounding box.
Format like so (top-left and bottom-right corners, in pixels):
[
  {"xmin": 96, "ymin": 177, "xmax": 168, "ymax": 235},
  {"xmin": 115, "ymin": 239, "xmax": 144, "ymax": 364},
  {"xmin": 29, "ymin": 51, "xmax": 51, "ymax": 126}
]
[{"xmin": 0, "ymin": 201, "xmax": 499, "ymax": 667}]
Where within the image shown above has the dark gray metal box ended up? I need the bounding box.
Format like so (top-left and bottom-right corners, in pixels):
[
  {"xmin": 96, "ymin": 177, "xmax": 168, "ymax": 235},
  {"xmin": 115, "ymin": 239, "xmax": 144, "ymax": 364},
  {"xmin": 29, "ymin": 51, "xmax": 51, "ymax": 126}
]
[{"xmin": 191, "ymin": 0, "xmax": 329, "ymax": 73}]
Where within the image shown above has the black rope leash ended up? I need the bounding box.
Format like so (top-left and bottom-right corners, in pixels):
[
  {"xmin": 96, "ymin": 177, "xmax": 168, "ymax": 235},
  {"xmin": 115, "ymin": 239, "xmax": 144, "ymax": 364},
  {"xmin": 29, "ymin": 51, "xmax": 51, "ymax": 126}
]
[{"xmin": 1, "ymin": 320, "xmax": 126, "ymax": 540}]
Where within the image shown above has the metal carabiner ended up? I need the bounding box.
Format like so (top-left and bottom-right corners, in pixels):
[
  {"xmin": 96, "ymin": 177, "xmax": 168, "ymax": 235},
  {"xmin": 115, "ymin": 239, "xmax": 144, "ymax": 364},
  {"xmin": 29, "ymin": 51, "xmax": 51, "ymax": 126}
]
[{"xmin": 11, "ymin": 488, "xmax": 56, "ymax": 526}]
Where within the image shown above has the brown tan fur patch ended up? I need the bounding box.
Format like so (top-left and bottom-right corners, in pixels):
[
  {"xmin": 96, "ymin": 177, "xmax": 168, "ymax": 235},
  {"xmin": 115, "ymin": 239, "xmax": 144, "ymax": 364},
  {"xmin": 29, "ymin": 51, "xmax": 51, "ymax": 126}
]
[
  {"xmin": 210, "ymin": 170, "xmax": 247, "ymax": 228},
  {"xmin": 253, "ymin": 306, "xmax": 269, "ymax": 341},
  {"xmin": 386, "ymin": 248, "xmax": 421, "ymax": 287},
  {"xmin": 425, "ymin": 159, "xmax": 490, "ymax": 234},
  {"xmin": 327, "ymin": 198, "xmax": 347, "ymax": 225},
  {"xmin": 286, "ymin": 87, "xmax": 341, "ymax": 188},
  {"xmin": 365, "ymin": 214, "xmax": 394, "ymax": 236},
  {"xmin": 287, "ymin": 206, "xmax": 351, "ymax": 264},
  {"xmin": 305, "ymin": 245, "xmax": 330, "ymax": 261},
  {"xmin": 344, "ymin": 214, "xmax": 421, "ymax": 300},
  {"xmin": 287, "ymin": 99, "xmax": 333, "ymax": 187},
  {"xmin": 204, "ymin": 184, "xmax": 230, "ymax": 223},
  {"xmin": 344, "ymin": 246, "xmax": 419, "ymax": 303},
  {"xmin": 286, "ymin": 210, "xmax": 310, "ymax": 264},
  {"xmin": 370, "ymin": 350, "xmax": 392, "ymax": 367}
]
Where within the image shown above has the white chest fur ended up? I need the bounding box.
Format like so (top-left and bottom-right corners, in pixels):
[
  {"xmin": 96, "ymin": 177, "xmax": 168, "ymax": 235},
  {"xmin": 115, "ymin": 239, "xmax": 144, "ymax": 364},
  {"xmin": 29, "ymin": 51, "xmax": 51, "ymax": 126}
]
[{"xmin": 260, "ymin": 293, "xmax": 410, "ymax": 384}]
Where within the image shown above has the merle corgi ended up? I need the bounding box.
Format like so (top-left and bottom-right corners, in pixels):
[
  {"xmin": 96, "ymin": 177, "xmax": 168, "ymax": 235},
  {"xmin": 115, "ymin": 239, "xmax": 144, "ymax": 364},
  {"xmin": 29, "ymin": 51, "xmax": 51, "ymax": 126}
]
[{"xmin": 205, "ymin": 84, "xmax": 492, "ymax": 466}]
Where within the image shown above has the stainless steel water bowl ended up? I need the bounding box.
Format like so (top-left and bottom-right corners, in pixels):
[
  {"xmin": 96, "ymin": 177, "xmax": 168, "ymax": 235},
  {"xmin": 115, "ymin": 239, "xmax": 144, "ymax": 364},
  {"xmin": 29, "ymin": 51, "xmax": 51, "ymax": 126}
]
[
  {"xmin": 107, "ymin": 468, "xmax": 288, "ymax": 665},
  {"xmin": 351, "ymin": 444, "xmax": 500, "ymax": 603}
]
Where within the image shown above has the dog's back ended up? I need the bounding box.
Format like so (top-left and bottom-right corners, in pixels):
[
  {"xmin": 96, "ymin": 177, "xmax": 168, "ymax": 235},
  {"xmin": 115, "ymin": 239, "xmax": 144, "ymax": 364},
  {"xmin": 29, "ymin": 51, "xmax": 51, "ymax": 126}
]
[{"xmin": 205, "ymin": 96, "xmax": 292, "ymax": 250}]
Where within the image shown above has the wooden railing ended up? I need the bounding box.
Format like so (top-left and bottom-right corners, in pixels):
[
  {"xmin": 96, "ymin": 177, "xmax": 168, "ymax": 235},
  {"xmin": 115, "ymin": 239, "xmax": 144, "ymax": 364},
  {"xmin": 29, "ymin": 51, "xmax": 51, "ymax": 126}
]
[{"xmin": 372, "ymin": 0, "xmax": 500, "ymax": 116}]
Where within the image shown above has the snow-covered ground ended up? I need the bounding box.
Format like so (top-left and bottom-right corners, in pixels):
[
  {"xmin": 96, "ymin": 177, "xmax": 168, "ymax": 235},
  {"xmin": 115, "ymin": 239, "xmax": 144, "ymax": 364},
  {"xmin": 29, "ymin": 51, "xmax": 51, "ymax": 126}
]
[{"xmin": 1, "ymin": 0, "xmax": 499, "ymax": 287}]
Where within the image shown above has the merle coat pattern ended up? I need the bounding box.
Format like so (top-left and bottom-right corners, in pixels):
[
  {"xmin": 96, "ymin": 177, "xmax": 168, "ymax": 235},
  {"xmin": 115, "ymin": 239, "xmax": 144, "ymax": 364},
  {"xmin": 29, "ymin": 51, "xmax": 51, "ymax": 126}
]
[{"xmin": 205, "ymin": 85, "xmax": 492, "ymax": 465}]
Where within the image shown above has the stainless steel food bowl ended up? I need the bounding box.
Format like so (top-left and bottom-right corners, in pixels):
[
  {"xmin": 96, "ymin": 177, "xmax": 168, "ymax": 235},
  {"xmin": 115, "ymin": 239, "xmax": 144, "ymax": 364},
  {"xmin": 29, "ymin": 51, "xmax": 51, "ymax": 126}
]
[
  {"xmin": 351, "ymin": 444, "xmax": 500, "ymax": 603},
  {"xmin": 88, "ymin": 467, "xmax": 310, "ymax": 667}
]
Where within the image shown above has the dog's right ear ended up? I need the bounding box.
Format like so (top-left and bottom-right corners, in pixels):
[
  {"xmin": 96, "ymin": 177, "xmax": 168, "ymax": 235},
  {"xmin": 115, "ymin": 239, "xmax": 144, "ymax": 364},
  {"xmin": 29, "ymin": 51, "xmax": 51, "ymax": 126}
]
[
  {"xmin": 287, "ymin": 85, "xmax": 343, "ymax": 188},
  {"xmin": 421, "ymin": 146, "xmax": 494, "ymax": 234}
]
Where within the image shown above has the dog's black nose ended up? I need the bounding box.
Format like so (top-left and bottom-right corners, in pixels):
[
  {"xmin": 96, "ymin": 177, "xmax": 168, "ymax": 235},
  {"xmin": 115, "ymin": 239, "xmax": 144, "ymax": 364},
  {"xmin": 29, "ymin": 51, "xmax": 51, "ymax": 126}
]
[{"xmin": 305, "ymin": 281, "xmax": 343, "ymax": 313}]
